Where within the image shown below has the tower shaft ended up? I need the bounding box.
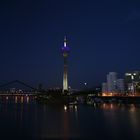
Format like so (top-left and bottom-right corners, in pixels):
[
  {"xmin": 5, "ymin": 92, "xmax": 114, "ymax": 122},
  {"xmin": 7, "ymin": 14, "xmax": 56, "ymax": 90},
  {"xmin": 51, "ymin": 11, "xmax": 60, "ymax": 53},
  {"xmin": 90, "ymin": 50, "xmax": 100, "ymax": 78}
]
[
  {"xmin": 63, "ymin": 57, "xmax": 68, "ymax": 92},
  {"xmin": 62, "ymin": 37, "xmax": 69, "ymax": 94}
]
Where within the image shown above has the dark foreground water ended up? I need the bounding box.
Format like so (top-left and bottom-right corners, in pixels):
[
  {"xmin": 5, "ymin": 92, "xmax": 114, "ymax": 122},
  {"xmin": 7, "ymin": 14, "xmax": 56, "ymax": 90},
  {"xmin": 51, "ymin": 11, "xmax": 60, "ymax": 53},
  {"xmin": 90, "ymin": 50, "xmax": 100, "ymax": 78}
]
[{"xmin": 0, "ymin": 96, "xmax": 140, "ymax": 140}]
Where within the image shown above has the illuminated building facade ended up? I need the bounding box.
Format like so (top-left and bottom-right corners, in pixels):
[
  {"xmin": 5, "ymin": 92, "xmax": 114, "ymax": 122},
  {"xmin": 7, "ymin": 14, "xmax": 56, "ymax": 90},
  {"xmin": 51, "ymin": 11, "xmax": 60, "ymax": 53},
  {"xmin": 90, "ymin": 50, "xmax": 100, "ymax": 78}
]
[
  {"xmin": 125, "ymin": 71, "xmax": 140, "ymax": 94},
  {"xmin": 116, "ymin": 79, "xmax": 125, "ymax": 94},
  {"xmin": 107, "ymin": 72, "xmax": 118, "ymax": 94},
  {"xmin": 102, "ymin": 72, "xmax": 125, "ymax": 96},
  {"xmin": 102, "ymin": 71, "xmax": 140, "ymax": 96},
  {"xmin": 61, "ymin": 37, "xmax": 70, "ymax": 94},
  {"xmin": 102, "ymin": 83, "xmax": 108, "ymax": 93},
  {"xmin": 125, "ymin": 71, "xmax": 140, "ymax": 83}
]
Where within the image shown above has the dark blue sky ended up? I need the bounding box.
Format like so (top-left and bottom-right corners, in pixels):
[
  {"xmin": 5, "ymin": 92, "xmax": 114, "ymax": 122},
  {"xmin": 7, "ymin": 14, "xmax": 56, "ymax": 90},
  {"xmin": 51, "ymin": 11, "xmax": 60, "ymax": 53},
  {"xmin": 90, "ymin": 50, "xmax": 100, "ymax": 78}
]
[{"xmin": 0, "ymin": 0, "xmax": 140, "ymax": 89}]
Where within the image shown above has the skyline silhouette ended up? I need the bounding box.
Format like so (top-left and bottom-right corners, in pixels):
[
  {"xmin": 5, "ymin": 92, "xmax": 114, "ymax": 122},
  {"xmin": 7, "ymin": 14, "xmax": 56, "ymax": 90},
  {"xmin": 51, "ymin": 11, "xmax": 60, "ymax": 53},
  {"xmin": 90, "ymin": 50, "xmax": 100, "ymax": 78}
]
[{"xmin": 0, "ymin": 0, "xmax": 140, "ymax": 89}]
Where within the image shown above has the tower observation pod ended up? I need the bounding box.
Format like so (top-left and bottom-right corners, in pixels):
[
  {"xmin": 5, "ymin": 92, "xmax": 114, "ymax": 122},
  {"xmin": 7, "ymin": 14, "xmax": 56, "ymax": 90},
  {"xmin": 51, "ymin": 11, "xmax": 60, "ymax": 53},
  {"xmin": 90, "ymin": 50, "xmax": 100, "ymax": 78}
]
[{"xmin": 61, "ymin": 37, "xmax": 70, "ymax": 94}]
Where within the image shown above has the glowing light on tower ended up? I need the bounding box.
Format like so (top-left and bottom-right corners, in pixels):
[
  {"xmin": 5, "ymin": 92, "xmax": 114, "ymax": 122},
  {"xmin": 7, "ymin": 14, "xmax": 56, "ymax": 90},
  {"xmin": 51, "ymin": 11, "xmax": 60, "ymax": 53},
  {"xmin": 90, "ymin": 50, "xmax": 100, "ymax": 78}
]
[
  {"xmin": 64, "ymin": 37, "xmax": 67, "ymax": 47},
  {"xmin": 62, "ymin": 36, "xmax": 70, "ymax": 94}
]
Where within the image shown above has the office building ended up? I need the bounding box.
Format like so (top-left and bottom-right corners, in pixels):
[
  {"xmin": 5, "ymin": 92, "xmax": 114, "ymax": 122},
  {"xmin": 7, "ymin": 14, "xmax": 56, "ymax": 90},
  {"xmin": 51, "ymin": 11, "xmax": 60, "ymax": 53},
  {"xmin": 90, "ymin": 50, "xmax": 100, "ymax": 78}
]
[
  {"xmin": 116, "ymin": 79, "xmax": 125, "ymax": 94},
  {"xmin": 107, "ymin": 72, "xmax": 117, "ymax": 94},
  {"xmin": 125, "ymin": 71, "xmax": 140, "ymax": 94},
  {"xmin": 102, "ymin": 82, "xmax": 108, "ymax": 93}
]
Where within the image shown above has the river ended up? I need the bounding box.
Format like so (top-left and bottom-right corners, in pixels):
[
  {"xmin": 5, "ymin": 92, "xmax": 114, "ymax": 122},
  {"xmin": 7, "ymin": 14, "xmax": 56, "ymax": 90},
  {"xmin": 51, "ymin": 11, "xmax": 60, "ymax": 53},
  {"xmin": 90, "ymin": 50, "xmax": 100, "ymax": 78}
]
[{"xmin": 0, "ymin": 96, "xmax": 140, "ymax": 140}]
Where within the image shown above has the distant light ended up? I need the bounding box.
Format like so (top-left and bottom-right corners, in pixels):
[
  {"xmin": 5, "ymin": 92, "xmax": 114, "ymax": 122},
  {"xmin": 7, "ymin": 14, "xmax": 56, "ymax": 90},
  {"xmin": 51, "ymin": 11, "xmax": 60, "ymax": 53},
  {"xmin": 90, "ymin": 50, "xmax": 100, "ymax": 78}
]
[
  {"xmin": 64, "ymin": 105, "xmax": 67, "ymax": 112},
  {"xmin": 84, "ymin": 83, "xmax": 87, "ymax": 86},
  {"xmin": 102, "ymin": 93, "xmax": 113, "ymax": 97},
  {"xmin": 75, "ymin": 105, "xmax": 77, "ymax": 112},
  {"xmin": 131, "ymin": 75, "xmax": 134, "ymax": 80},
  {"xmin": 126, "ymin": 73, "xmax": 131, "ymax": 76}
]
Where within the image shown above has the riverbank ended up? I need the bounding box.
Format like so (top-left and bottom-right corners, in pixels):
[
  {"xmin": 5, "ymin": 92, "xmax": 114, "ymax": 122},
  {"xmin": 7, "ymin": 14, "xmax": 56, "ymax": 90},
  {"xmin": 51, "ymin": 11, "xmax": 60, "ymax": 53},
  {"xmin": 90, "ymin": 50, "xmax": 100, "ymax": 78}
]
[{"xmin": 87, "ymin": 96, "xmax": 140, "ymax": 105}]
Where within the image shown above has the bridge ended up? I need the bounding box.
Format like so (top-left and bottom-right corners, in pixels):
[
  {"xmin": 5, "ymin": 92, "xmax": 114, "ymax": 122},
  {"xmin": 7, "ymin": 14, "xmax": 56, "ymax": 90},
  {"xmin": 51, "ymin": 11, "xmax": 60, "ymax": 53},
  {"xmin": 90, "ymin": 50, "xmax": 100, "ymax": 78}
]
[{"xmin": 0, "ymin": 80, "xmax": 41, "ymax": 96}]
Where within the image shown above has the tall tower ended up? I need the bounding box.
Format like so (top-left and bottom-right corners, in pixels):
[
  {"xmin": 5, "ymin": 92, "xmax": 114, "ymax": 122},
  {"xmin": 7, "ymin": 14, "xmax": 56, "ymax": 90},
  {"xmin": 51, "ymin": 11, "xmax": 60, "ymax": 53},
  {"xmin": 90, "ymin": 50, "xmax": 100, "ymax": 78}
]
[{"xmin": 62, "ymin": 37, "xmax": 70, "ymax": 94}]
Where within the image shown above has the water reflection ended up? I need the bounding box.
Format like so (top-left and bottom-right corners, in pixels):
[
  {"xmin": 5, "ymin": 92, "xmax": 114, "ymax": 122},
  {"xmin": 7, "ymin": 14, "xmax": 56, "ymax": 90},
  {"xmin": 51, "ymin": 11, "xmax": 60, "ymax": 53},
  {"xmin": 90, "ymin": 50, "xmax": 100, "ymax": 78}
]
[
  {"xmin": 101, "ymin": 103, "xmax": 118, "ymax": 110},
  {"xmin": 26, "ymin": 96, "xmax": 29, "ymax": 103},
  {"xmin": 64, "ymin": 105, "xmax": 78, "ymax": 120},
  {"xmin": 99, "ymin": 103, "xmax": 140, "ymax": 111},
  {"xmin": 64, "ymin": 105, "xmax": 67, "ymax": 112},
  {"xmin": 63, "ymin": 106, "xmax": 69, "ymax": 140},
  {"xmin": 39, "ymin": 104, "xmax": 80, "ymax": 139},
  {"xmin": 1, "ymin": 97, "xmax": 140, "ymax": 139},
  {"xmin": 129, "ymin": 104, "xmax": 136, "ymax": 112},
  {"xmin": 6, "ymin": 96, "xmax": 8, "ymax": 100},
  {"xmin": 21, "ymin": 96, "xmax": 24, "ymax": 103},
  {"xmin": 15, "ymin": 96, "xmax": 18, "ymax": 103},
  {"xmin": 0, "ymin": 95, "xmax": 36, "ymax": 106}
]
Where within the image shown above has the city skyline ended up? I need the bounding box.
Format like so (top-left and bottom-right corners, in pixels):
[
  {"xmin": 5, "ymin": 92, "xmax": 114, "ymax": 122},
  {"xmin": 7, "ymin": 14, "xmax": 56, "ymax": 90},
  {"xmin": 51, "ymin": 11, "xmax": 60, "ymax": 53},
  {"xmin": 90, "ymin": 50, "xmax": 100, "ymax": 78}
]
[
  {"xmin": 0, "ymin": 0, "xmax": 140, "ymax": 89},
  {"xmin": 1, "ymin": 1, "xmax": 140, "ymax": 140},
  {"xmin": 102, "ymin": 71, "xmax": 140, "ymax": 96}
]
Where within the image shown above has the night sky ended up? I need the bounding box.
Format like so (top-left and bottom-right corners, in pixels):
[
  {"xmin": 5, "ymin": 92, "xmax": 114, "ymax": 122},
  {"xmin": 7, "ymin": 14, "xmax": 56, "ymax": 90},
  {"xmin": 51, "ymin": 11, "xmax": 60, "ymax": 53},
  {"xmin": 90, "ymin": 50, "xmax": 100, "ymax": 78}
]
[{"xmin": 0, "ymin": 0, "xmax": 140, "ymax": 89}]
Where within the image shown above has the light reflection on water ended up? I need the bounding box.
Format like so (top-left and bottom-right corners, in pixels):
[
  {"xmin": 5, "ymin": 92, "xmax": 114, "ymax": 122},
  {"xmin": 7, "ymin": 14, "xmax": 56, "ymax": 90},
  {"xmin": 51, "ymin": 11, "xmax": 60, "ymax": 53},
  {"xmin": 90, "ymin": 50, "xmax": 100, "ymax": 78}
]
[
  {"xmin": 0, "ymin": 97, "xmax": 140, "ymax": 139},
  {"xmin": 0, "ymin": 95, "xmax": 35, "ymax": 104},
  {"xmin": 99, "ymin": 103, "xmax": 140, "ymax": 111}
]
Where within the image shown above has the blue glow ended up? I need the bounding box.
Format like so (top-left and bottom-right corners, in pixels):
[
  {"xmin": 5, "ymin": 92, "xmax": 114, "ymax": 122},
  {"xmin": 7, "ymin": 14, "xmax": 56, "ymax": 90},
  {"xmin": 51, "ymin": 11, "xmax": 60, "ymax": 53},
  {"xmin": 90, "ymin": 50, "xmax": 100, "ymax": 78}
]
[{"xmin": 62, "ymin": 46, "xmax": 70, "ymax": 53}]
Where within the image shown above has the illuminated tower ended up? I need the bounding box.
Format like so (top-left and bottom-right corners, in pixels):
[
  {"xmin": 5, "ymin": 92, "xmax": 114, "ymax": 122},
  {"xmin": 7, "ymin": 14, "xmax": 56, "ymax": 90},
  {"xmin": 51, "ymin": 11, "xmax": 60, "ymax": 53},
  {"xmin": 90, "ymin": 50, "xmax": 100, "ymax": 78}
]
[{"xmin": 62, "ymin": 37, "xmax": 70, "ymax": 94}]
